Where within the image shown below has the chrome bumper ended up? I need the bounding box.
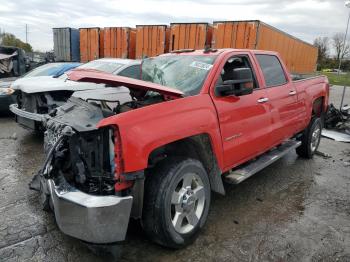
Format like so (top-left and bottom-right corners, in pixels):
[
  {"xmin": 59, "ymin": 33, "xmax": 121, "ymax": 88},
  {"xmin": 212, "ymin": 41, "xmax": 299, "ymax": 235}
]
[
  {"xmin": 9, "ymin": 104, "xmax": 45, "ymax": 122},
  {"xmin": 46, "ymin": 177, "xmax": 133, "ymax": 244}
]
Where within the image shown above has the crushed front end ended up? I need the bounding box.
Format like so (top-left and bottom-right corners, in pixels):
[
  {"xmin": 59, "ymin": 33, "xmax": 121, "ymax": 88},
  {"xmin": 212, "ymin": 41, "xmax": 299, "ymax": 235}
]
[
  {"xmin": 31, "ymin": 98, "xmax": 134, "ymax": 244},
  {"xmin": 10, "ymin": 90, "xmax": 73, "ymax": 130}
]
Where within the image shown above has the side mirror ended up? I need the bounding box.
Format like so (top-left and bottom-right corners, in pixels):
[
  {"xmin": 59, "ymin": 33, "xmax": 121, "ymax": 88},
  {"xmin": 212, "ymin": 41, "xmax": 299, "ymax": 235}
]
[{"xmin": 216, "ymin": 68, "xmax": 254, "ymax": 97}]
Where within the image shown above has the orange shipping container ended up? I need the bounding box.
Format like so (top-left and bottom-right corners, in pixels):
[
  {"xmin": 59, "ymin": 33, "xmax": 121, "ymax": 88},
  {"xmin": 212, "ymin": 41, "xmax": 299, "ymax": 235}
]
[
  {"xmin": 103, "ymin": 27, "xmax": 136, "ymax": 59},
  {"xmin": 79, "ymin": 27, "xmax": 102, "ymax": 62},
  {"xmin": 99, "ymin": 28, "xmax": 104, "ymax": 58},
  {"xmin": 212, "ymin": 20, "xmax": 318, "ymax": 74},
  {"xmin": 169, "ymin": 23, "xmax": 213, "ymax": 51},
  {"xmin": 135, "ymin": 25, "xmax": 169, "ymax": 59}
]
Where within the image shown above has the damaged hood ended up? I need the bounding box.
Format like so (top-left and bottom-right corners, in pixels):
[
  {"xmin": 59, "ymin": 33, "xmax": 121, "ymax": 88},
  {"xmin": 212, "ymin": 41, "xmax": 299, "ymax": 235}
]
[
  {"xmin": 72, "ymin": 86, "xmax": 132, "ymax": 104},
  {"xmin": 11, "ymin": 75, "xmax": 105, "ymax": 94},
  {"xmin": 67, "ymin": 70, "xmax": 184, "ymax": 99},
  {"xmin": 46, "ymin": 97, "xmax": 105, "ymax": 132}
]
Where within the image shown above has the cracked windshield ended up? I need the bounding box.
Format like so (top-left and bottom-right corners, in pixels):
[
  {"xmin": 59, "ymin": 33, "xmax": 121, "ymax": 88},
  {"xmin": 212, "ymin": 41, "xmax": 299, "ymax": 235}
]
[{"xmin": 142, "ymin": 55, "xmax": 217, "ymax": 95}]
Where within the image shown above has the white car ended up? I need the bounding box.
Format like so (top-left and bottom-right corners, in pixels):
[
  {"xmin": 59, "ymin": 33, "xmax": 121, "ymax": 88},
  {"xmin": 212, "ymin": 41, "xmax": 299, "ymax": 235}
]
[{"xmin": 9, "ymin": 58, "xmax": 141, "ymax": 131}]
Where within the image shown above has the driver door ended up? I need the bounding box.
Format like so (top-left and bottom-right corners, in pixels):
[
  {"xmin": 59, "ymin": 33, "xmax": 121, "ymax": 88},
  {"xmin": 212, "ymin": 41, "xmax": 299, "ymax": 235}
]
[{"xmin": 211, "ymin": 54, "xmax": 272, "ymax": 170}]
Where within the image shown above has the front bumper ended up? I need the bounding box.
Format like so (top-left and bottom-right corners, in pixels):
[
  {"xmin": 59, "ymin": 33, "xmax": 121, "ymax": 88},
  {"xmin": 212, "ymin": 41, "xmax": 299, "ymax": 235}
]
[
  {"xmin": 9, "ymin": 103, "xmax": 45, "ymax": 122},
  {"xmin": 46, "ymin": 176, "xmax": 133, "ymax": 244},
  {"xmin": 9, "ymin": 104, "xmax": 45, "ymax": 130}
]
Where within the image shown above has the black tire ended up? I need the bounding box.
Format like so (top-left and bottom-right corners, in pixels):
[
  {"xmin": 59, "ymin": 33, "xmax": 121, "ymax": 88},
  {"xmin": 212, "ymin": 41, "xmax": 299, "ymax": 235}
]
[
  {"xmin": 142, "ymin": 157, "xmax": 211, "ymax": 249},
  {"xmin": 296, "ymin": 117, "xmax": 322, "ymax": 159}
]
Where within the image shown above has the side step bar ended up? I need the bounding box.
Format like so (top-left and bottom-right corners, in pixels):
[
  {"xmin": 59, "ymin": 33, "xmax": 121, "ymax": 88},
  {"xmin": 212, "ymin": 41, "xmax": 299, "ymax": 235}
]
[{"xmin": 224, "ymin": 140, "xmax": 301, "ymax": 184}]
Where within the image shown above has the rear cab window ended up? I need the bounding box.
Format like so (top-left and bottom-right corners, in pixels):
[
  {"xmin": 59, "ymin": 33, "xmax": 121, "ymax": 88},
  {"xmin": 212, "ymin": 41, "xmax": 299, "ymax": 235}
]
[{"xmin": 256, "ymin": 55, "xmax": 288, "ymax": 87}]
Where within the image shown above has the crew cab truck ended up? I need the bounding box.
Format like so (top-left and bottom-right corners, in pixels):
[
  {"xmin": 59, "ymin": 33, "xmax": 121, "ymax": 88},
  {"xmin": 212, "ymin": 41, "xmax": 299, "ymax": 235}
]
[{"xmin": 31, "ymin": 49, "xmax": 329, "ymax": 249}]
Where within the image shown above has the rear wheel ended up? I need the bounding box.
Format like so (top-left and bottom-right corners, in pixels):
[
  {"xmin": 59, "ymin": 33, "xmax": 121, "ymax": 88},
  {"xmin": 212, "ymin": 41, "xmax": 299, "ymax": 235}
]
[
  {"xmin": 142, "ymin": 158, "xmax": 211, "ymax": 248},
  {"xmin": 296, "ymin": 117, "xmax": 322, "ymax": 158}
]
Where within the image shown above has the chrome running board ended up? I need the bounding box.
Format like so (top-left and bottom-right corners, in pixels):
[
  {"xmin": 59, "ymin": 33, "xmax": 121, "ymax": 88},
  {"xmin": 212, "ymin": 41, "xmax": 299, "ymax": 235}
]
[{"xmin": 224, "ymin": 140, "xmax": 301, "ymax": 184}]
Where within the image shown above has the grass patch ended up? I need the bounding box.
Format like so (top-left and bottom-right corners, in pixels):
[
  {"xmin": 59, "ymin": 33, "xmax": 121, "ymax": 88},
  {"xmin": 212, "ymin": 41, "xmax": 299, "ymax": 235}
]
[{"xmin": 319, "ymin": 72, "xmax": 350, "ymax": 86}]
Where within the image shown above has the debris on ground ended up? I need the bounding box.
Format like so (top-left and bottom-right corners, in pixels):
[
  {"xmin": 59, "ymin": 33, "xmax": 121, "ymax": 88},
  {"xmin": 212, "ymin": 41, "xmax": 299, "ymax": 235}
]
[
  {"xmin": 323, "ymin": 103, "xmax": 350, "ymax": 142},
  {"xmin": 324, "ymin": 103, "xmax": 348, "ymax": 129},
  {"xmin": 315, "ymin": 150, "xmax": 332, "ymax": 158},
  {"xmin": 0, "ymin": 133, "xmax": 17, "ymax": 140},
  {"xmin": 322, "ymin": 129, "xmax": 350, "ymax": 143}
]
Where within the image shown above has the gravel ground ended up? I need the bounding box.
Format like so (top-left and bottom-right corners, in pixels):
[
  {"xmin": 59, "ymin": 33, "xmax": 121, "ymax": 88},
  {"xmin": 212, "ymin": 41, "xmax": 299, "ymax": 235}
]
[{"xmin": 0, "ymin": 86, "xmax": 349, "ymax": 262}]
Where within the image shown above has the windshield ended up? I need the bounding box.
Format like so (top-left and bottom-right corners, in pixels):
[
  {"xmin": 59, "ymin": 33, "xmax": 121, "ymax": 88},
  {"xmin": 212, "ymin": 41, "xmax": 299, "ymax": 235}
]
[
  {"xmin": 24, "ymin": 63, "xmax": 75, "ymax": 78},
  {"xmin": 78, "ymin": 60, "xmax": 124, "ymax": 74},
  {"xmin": 142, "ymin": 55, "xmax": 217, "ymax": 95}
]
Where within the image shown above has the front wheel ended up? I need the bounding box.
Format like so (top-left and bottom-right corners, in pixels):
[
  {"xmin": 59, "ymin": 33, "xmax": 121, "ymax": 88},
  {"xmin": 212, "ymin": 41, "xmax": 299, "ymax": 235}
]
[
  {"xmin": 296, "ymin": 117, "xmax": 322, "ymax": 158},
  {"xmin": 142, "ymin": 158, "xmax": 211, "ymax": 249}
]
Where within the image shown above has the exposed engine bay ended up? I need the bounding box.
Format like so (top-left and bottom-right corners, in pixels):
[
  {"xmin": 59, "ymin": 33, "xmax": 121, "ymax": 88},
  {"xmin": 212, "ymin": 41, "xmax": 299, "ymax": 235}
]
[
  {"xmin": 33, "ymin": 86, "xmax": 164, "ymax": 196},
  {"xmin": 70, "ymin": 86, "xmax": 164, "ymax": 115}
]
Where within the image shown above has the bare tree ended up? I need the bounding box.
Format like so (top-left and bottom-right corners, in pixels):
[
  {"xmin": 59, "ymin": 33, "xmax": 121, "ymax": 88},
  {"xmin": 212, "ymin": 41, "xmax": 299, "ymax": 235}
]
[
  {"xmin": 333, "ymin": 33, "xmax": 350, "ymax": 63},
  {"xmin": 314, "ymin": 37, "xmax": 329, "ymax": 64}
]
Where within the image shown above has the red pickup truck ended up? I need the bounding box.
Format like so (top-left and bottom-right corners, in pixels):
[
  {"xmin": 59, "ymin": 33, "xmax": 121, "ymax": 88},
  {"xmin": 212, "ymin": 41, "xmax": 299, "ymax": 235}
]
[{"xmin": 31, "ymin": 49, "xmax": 329, "ymax": 249}]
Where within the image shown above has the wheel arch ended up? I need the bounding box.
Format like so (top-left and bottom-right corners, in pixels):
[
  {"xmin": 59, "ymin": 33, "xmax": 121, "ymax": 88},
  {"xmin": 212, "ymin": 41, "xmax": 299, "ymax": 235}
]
[
  {"xmin": 312, "ymin": 96, "xmax": 325, "ymax": 118},
  {"xmin": 147, "ymin": 133, "xmax": 225, "ymax": 195}
]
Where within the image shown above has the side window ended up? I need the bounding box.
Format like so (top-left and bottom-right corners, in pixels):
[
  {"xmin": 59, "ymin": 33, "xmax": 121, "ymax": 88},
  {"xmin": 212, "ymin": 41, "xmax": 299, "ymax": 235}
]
[
  {"xmin": 256, "ymin": 55, "xmax": 287, "ymax": 87},
  {"xmin": 216, "ymin": 56, "xmax": 258, "ymax": 89},
  {"xmin": 117, "ymin": 65, "xmax": 141, "ymax": 79}
]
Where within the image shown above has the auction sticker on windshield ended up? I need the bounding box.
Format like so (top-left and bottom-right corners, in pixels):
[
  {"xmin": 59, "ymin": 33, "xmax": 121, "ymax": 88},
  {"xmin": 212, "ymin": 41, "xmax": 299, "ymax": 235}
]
[{"xmin": 189, "ymin": 61, "xmax": 213, "ymax": 71}]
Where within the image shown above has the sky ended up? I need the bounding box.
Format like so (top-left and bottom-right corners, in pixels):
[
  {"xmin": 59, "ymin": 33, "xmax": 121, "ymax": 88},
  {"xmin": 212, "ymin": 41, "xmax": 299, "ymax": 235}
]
[{"xmin": 0, "ymin": 0, "xmax": 348, "ymax": 52}]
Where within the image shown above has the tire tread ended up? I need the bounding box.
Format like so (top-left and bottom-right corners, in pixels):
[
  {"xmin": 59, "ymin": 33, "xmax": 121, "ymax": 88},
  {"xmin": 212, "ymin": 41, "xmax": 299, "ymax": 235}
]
[
  {"xmin": 296, "ymin": 117, "xmax": 322, "ymax": 159},
  {"xmin": 142, "ymin": 157, "xmax": 209, "ymax": 248}
]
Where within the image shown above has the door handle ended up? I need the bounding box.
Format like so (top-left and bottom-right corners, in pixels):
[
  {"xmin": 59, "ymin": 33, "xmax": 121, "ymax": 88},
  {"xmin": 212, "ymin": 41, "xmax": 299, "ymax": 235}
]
[
  {"xmin": 257, "ymin": 97, "xmax": 269, "ymax": 103},
  {"xmin": 289, "ymin": 90, "xmax": 297, "ymax": 96}
]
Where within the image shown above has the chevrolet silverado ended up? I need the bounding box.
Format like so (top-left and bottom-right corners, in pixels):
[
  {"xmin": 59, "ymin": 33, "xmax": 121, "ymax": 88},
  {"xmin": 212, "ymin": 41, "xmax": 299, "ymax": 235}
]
[{"xmin": 31, "ymin": 49, "xmax": 329, "ymax": 249}]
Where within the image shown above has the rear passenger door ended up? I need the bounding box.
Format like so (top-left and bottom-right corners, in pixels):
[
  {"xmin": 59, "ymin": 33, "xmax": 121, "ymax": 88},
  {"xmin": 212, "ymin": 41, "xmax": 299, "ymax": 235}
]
[{"xmin": 255, "ymin": 54, "xmax": 299, "ymax": 144}]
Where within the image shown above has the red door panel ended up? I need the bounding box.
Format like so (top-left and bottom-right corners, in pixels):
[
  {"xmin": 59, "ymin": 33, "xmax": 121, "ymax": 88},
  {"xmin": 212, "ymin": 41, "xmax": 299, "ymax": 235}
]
[
  {"xmin": 212, "ymin": 89, "xmax": 272, "ymax": 169},
  {"xmin": 265, "ymin": 84, "xmax": 299, "ymax": 144}
]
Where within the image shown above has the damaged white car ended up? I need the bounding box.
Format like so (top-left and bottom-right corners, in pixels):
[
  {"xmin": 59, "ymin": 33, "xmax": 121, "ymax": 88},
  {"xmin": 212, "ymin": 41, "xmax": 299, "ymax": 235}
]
[{"xmin": 9, "ymin": 58, "xmax": 141, "ymax": 132}]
